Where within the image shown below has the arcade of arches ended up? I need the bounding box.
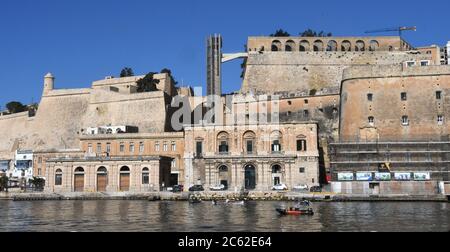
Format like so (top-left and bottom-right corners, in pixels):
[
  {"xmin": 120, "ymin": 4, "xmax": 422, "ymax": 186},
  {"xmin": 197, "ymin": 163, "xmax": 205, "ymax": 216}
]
[{"xmin": 44, "ymin": 157, "xmax": 172, "ymax": 193}]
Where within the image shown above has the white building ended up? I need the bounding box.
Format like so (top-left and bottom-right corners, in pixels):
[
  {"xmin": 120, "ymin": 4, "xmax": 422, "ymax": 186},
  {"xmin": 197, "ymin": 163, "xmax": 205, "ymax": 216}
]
[
  {"xmin": 12, "ymin": 150, "xmax": 33, "ymax": 180},
  {"xmin": 85, "ymin": 125, "xmax": 139, "ymax": 135},
  {"xmin": 441, "ymin": 41, "xmax": 450, "ymax": 65}
]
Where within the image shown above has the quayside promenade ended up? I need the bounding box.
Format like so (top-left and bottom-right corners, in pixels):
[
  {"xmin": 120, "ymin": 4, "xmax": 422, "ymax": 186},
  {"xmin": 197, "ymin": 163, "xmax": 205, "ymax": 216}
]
[{"xmin": 1, "ymin": 191, "xmax": 447, "ymax": 202}]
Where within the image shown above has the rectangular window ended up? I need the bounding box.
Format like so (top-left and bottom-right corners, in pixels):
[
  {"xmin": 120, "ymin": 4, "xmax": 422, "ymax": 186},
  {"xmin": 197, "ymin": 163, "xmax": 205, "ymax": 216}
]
[
  {"xmin": 299, "ymin": 167, "xmax": 305, "ymax": 173},
  {"xmin": 106, "ymin": 143, "xmax": 111, "ymax": 153},
  {"xmin": 272, "ymin": 140, "xmax": 281, "ymax": 152},
  {"xmin": 139, "ymin": 142, "xmax": 145, "ymax": 153},
  {"xmin": 38, "ymin": 168, "xmax": 42, "ymax": 176},
  {"xmin": 155, "ymin": 142, "xmax": 160, "ymax": 152},
  {"xmin": 297, "ymin": 140, "xmax": 307, "ymax": 152},
  {"xmin": 401, "ymin": 92, "xmax": 407, "ymax": 101},
  {"xmin": 55, "ymin": 174, "xmax": 62, "ymax": 186},
  {"xmin": 368, "ymin": 116, "xmax": 374, "ymax": 125},
  {"xmin": 97, "ymin": 143, "xmax": 102, "ymax": 153},
  {"xmin": 420, "ymin": 60, "xmax": 430, "ymax": 66},
  {"xmin": 120, "ymin": 142, "xmax": 125, "ymax": 153},
  {"xmin": 38, "ymin": 157, "xmax": 42, "ymax": 164},
  {"xmin": 438, "ymin": 115, "xmax": 444, "ymax": 125},
  {"xmin": 196, "ymin": 142, "xmax": 203, "ymax": 157},
  {"xmin": 88, "ymin": 144, "xmax": 93, "ymax": 153},
  {"xmin": 246, "ymin": 140, "xmax": 253, "ymax": 154},
  {"xmin": 142, "ymin": 173, "xmax": 149, "ymax": 185},
  {"xmin": 367, "ymin": 93, "xmax": 373, "ymax": 101},
  {"xmin": 171, "ymin": 160, "xmax": 176, "ymax": 168},
  {"xmin": 171, "ymin": 142, "xmax": 176, "ymax": 151},
  {"xmin": 129, "ymin": 142, "xmax": 135, "ymax": 153},
  {"xmin": 406, "ymin": 61, "xmax": 416, "ymax": 67},
  {"xmin": 402, "ymin": 116, "xmax": 409, "ymax": 126},
  {"xmin": 304, "ymin": 110, "xmax": 309, "ymax": 118},
  {"xmin": 436, "ymin": 91, "xmax": 442, "ymax": 100},
  {"xmin": 163, "ymin": 142, "xmax": 168, "ymax": 152},
  {"xmin": 219, "ymin": 141, "xmax": 229, "ymax": 153}
]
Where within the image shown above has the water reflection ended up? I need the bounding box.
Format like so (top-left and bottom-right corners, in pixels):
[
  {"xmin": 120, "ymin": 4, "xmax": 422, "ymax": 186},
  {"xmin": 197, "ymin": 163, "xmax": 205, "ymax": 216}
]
[{"xmin": 0, "ymin": 201, "xmax": 448, "ymax": 232}]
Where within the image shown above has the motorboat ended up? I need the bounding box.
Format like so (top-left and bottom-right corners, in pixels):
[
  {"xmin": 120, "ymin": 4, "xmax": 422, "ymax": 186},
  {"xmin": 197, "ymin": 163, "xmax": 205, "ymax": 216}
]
[
  {"xmin": 276, "ymin": 200, "xmax": 314, "ymax": 216},
  {"xmin": 276, "ymin": 207, "xmax": 314, "ymax": 216}
]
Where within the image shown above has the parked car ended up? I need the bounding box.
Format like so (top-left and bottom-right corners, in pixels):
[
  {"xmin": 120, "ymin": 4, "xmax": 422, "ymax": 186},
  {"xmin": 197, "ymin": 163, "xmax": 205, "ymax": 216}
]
[
  {"xmin": 293, "ymin": 184, "xmax": 309, "ymax": 192},
  {"xmin": 210, "ymin": 184, "xmax": 226, "ymax": 191},
  {"xmin": 310, "ymin": 186, "xmax": 322, "ymax": 193},
  {"xmin": 189, "ymin": 185, "xmax": 205, "ymax": 192},
  {"xmin": 173, "ymin": 185, "xmax": 184, "ymax": 193},
  {"xmin": 272, "ymin": 184, "xmax": 288, "ymax": 191}
]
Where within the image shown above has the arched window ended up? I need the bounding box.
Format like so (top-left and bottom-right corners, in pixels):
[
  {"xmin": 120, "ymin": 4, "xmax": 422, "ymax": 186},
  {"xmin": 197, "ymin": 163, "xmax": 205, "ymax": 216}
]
[
  {"xmin": 75, "ymin": 167, "xmax": 84, "ymax": 173},
  {"xmin": 369, "ymin": 40, "xmax": 379, "ymax": 51},
  {"xmin": 271, "ymin": 131, "xmax": 283, "ymax": 153},
  {"xmin": 272, "ymin": 164, "xmax": 282, "ymax": 174},
  {"xmin": 217, "ymin": 132, "xmax": 230, "ymax": 154},
  {"xmin": 313, "ymin": 40, "xmax": 323, "ymax": 51},
  {"xmin": 271, "ymin": 40, "xmax": 282, "ymax": 51},
  {"xmin": 341, "ymin": 40, "xmax": 351, "ymax": 51},
  {"xmin": 285, "ymin": 40, "xmax": 296, "ymax": 52},
  {"xmin": 219, "ymin": 165, "xmax": 228, "ymax": 172},
  {"xmin": 326, "ymin": 40, "xmax": 338, "ymax": 51},
  {"xmin": 55, "ymin": 169, "xmax": 63, "ymax": 186},
  {"xmin": 243, "ymin": 131, "xmax": 256, "ymax": 154},
  {"xmin": 299, "ymin": 40, "xmax": 310, "ymax": 51},
  {"xmin": 142, "ymin": 168, "xmax": 150, "ymax": 185},
  {"xmin": 355, "ymin": 40, "xmax": 365, "ymax": 51},
  {"xmin": 120, "ymin": 166, "xmax": 130, "ymax": 172}
]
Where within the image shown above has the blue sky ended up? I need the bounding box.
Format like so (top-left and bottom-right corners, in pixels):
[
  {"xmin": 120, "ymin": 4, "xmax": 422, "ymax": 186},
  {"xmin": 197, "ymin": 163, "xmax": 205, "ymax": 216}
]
[{"xmin": 1, "ymin": 0, "xmax": 449, "ymax": 108}]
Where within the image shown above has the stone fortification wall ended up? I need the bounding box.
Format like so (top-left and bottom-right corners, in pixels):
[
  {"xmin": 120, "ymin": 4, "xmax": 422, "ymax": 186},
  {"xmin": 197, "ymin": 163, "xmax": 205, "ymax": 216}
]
[{"xmin": 241, "ymin": 51, "xmax": 432, "ymax": 94}]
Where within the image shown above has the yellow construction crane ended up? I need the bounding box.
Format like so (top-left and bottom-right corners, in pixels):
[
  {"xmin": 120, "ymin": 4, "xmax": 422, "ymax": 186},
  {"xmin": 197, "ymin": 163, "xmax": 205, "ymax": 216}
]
[{"xmin": 365, "ymin": 26, "xmax": 417, "ymax": 39}]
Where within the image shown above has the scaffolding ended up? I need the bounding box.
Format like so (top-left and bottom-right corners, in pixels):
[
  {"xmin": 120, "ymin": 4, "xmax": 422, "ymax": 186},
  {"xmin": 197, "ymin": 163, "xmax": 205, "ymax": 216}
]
[{"xmin": 329, "ymin": 141, "xmax": 450, "ymax": 181}]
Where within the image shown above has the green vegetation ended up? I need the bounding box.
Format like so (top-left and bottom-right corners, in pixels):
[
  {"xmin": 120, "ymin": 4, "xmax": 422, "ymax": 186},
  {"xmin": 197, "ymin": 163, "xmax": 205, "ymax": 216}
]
[
  {"xmin": 300, "ymin": 29, "xmax": 332, "ymax": 37},
  {"xmin": 137, "ymin": 72, "xmax": 160, "ymax": 92},
  {"xmin": 0, "ymin": 175, "xmax": 8, "ymax": 192},
  {"xmin": 6, "ymin": 101, "xmax": 27, "ymax": 114},
  {"xmin": 120, "ymin": 67, "xmax": 134, "ymax": 77},
  {"xmin": 29, "ymin": 177, "xmax": 45, "ymax": 192},
  {"xmin": 270, "ymin": 29, "xmax": 290, "ymax": 37}
]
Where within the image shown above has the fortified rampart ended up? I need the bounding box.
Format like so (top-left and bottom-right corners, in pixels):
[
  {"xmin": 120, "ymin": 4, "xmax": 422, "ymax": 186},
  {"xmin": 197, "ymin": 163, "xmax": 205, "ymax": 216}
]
[
  {"xmin": 0, "ymin": 75, "xmax": 176, "ymax": 155},
  {"xmin": 340, "ymin": 65, "xmax": 450, "ymax": 142},
  {"xmin": 241, "ymin": 51, "xmax": 432, "ymax": 94}
]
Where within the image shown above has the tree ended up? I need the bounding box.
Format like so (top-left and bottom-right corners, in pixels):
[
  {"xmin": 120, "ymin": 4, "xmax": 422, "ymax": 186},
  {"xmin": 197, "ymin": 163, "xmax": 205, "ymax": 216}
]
[
  {"xmin": 6, "ymin": 101, "xmax": 27, "ymax": 114},
  {"xmin": 270, "ymin": 29, "xmax": 290, "ymax": 37},
  {"xmin": 0, "ymin": 175, "xmax": 8, "ymax": 192},
  {"xmin": 29, "ymin": 177, "xmax": 45, "ymax": 192},
  {"xmin": 120, "ymin": 67, "xmax": 134, "ymax": 77},
  {"xmin": 136, "ymin": 72, "xmax": 160, "ymax": 92},
  {"xmin": 161, "ymin": 68, "xmax": 178, "ymax": 86},
  {"xmin": 300, "ymin": 29, "xmax": 333, "ymax": 37}
]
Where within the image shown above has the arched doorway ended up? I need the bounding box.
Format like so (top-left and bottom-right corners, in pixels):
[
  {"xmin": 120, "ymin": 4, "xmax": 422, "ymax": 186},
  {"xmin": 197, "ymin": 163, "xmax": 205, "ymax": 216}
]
[
  {"xmin": 244, "ymin": 164, "xmax": 256, "ymax": 190},
  {"xmin": 120, "ymin": 166, "xmax": 130, "ymax": 192},
  {"xmin": 97, "ymin": 167, "xmax": 108, "ymax": 192},
  {"xmin": 74, "ymin": 167, "xmax": 85, "ymax": 192},
  {"xmin": 271, "ymin": 164, "xmax": 283, "ymax": 186},
  {"xmin": 218, "ymin": 165, "xmax": 229, "ymax": 190}
]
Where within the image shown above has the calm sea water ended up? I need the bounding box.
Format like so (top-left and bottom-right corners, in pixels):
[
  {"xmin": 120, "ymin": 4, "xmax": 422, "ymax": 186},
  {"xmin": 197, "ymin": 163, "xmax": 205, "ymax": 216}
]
[{"xmin": 0, "ymin": 200, "xmax": 448, "ymax": 232}]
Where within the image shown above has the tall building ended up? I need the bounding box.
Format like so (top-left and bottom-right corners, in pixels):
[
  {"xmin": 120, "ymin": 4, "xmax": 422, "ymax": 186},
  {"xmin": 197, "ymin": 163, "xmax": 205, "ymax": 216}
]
[{"xmin": 206, "ymin": 34, "xmax": 222, "ymax": 97}]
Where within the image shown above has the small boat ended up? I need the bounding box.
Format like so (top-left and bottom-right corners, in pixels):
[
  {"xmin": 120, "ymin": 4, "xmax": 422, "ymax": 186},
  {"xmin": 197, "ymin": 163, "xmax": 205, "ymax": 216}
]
[
  {"xmin": 276, "ymin": 207, "xmax": 314, "ymax": 216},
  {"xmin": 189, "ymin": 196, "xmax": 202, "ymax": 204}
]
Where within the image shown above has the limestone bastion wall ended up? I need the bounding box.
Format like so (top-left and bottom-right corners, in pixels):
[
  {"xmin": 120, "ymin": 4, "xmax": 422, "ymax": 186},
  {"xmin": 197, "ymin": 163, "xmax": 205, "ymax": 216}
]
[
  {"xmin": 241, "ymin": 51, "xmax": 432, "ymax": 94},
  {"xmin": 0, "ymin": 87, "xmax": 169, "ymax": 155}
]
